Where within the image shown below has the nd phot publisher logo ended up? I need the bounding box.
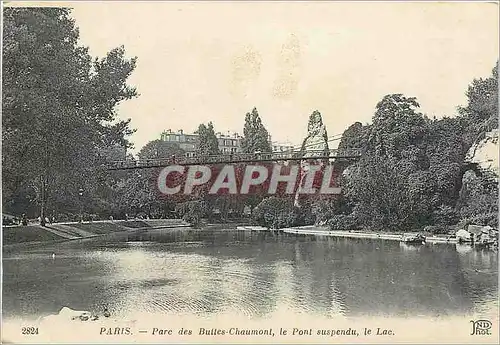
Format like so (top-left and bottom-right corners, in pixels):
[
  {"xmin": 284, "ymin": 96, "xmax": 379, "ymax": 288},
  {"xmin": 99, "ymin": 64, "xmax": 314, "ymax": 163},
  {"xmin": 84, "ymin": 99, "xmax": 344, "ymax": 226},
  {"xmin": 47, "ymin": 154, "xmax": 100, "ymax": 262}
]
[{"xmin": 470, "ymin": 319, "xmax": 492, "ymax": 336}]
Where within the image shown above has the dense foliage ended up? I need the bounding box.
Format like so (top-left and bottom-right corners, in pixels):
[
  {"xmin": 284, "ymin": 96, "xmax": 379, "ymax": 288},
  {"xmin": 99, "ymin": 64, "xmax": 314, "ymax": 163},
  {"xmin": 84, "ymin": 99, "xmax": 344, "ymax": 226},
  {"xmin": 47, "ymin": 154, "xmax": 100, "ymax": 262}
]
[
  {"xmin": 332, "ymin": 64, "xmax": 499, "ymax": 231},
  {"xmin": 2, "ymin": 8, "xmax": 137, "ymax": 223}
]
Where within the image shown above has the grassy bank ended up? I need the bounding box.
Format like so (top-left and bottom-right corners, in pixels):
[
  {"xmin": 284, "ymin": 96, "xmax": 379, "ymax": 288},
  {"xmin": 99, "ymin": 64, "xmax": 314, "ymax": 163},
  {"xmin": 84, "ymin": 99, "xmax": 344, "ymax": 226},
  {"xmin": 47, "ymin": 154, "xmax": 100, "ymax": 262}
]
[
  {"xmin": 71, "ymin": 222, "xmax": 130, "ymax": 234},
  {"xmin": 3, "ymin": 225, "xmax": 65, "ymax": 245},
  {"xmin": 2, "ymin": 219, "xmax": 190, "ymax": 246}
]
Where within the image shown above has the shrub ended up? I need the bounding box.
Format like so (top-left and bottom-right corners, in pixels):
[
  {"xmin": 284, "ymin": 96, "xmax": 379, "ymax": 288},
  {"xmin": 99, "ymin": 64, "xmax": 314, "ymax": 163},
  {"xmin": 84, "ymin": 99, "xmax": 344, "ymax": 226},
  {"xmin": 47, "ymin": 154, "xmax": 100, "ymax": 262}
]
[
  {"xmin": 431, "ymin": 205, "xmax": 459, "ymax": 226},
  {"xmin": 468, "ymin": 212, "xmax": 498, "ymax": 228},
  {"xmin": 423, "ymin": 225, "xmax": 450, "ymax": 235},
  {"xmin": 176, "ymin": 200, "xmax": 207, "ymax": 227},
  {"xmin": 328, "ymin": 214, "xmax": 361, "ymax": 230},
  {"xmin": 252, "ymin": 197, "xmax": 296, "ymax": 229}
]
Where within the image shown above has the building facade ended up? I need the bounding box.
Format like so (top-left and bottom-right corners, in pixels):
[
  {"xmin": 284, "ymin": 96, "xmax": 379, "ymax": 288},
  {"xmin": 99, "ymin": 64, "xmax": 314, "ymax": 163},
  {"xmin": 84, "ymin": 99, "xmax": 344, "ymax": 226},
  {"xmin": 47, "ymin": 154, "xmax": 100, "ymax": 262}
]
[
  {"xmin": 272, "ymin": 141, "xmax": 295, "ymax": 153},
  {"xmin": 216, "ymin": 132, "xmax": 243, "ymax": 154},
  {"xmin": 160, "ymin": 129, "xmax": 198, "ymax": 153},
  {"xmin": 160, "ymin": 129, "xmax": 296, "ymax": 157},
  {"xmin": 160, "ymin": 129, "xmax": 243, "ymax": 157}
]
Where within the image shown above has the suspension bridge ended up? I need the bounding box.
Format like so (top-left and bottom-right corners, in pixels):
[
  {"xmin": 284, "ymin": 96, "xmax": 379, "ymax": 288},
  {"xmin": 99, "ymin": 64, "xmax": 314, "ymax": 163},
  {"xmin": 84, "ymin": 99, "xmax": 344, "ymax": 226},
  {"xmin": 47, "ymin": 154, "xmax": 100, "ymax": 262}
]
[
  {"xmin": 106, "ymin": 133, "xmax": 362, "ymax": 171},
  {"xmin": 106, "ymin": 148, "xmax": 362, "ymax": 170}
]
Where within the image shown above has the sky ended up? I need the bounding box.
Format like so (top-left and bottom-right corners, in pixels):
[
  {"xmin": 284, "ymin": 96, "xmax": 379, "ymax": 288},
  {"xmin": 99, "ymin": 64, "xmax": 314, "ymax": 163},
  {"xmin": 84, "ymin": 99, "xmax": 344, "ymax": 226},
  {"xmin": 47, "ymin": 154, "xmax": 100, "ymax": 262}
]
[{"xmin": 40, "ymin": 2, "xmax": 500, "ymax": 152}]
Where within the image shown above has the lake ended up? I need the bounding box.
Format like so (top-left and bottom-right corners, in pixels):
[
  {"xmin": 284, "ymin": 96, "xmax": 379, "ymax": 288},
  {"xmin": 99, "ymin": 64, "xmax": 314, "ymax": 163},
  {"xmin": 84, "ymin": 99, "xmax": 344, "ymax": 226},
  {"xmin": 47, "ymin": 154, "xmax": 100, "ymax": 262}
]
[{"xmin": 3, "ymin": 228, "xmax": 498, "ymax": 321}]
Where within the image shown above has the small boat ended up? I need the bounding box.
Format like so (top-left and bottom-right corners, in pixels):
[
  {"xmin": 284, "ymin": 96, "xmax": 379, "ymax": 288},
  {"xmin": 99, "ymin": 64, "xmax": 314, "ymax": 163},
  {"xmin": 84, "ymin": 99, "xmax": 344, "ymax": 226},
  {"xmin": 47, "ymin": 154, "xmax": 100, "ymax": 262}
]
[{"xmin": 401, "ymin": 233, "xmax": 426, "ymax": 245}]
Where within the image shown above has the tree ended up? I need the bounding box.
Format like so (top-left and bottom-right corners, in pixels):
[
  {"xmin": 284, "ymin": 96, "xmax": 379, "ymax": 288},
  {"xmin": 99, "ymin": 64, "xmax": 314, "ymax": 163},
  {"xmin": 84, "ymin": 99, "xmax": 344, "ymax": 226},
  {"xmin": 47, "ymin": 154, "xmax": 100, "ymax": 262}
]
[
  {"xmin": 241, "ymin": 107, "xmax": 272, "ymax": 153},
  {"xmin": 337, "ymin": 121, "xmax": 370, "ymax": 153},
  {"xmin": 175, "ymin": 200, "xmax": 207, "ymax": 227},
  {"xmin": 424, "ymin": 116, "xmax": 469, "ymax": 207},
  {"xmin": 195, "ymin": 122, "xmax": 220, "ymax": 156},
  {"xmin": 367, "ymin": 94, "xmax": 429, "ymax": 163},
  {"xmin": 342, "ymin": 94, "xmax": 435, "ymax": 231},
  {"xmin": 459, "ymin": 62, "xmax": 499, "ymax": 139},
  {"xmin": 115, "ymin": 140, "xmax": 187, "ymax": 218},
  {"xmin": 138, "ymin": 140, "xmax": 185, "ymax": 160},
  {"xmin": 457, "ymin": 171, "xmax": 498, "ymax": 227},
  {"xmin": 345, "ymin": 155, "xmax": 410, "ymax": 231},
  {"xmin": 2, "ymin": 8, "xmax": 138, "ymax": 223}
]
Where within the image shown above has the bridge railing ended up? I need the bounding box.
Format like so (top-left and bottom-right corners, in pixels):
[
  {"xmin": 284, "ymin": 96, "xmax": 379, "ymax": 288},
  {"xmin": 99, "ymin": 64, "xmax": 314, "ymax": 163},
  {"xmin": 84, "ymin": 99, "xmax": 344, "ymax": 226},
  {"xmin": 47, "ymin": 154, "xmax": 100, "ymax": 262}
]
[{"xmin": 106, "ymin": 148, "xmax": 362, "ymax": 170}]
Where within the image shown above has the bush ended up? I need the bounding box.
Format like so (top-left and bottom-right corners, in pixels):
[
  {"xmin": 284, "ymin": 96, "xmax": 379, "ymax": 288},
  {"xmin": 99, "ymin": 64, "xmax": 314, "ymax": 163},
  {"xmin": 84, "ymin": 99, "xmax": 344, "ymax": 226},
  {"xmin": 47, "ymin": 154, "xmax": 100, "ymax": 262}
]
[
  {"xmin": 252, "ymin": 197, "xmax": 296, "ymax": 229},
  {"xmin": 311, "ymin": 199, "xmax": 337, "ymax": 225},
  {"xmin": 56, "ymin": 213, "xmax": 73, "ymax": 222},
  {"xmin": 468, "ymin": 213, "xmax": 498, "ymax": 228},
  {"xmin": 431, "ymin": 205, "xmax": 459, "ymax": 226},
  {"xmin": 293, "ymin": 206, "xmax": 315, "ymax": 227},
  {"xmin": 328, "ymin": 214, "xmax": 360, "ymax": 230},
  {"xmin": 176, "ymin": 200, "xmax": 207, "ymax": 227},
  {"xmin": 423, "ymin": 225, "xmax": 450, "ymax": 235}
]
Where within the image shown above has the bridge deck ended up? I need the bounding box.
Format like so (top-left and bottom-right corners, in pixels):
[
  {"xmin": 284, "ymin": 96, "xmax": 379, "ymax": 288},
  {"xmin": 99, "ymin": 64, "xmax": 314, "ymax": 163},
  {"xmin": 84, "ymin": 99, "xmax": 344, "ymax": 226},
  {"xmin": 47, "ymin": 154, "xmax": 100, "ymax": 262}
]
[{"xmin": 106, "ymin": 149, "xmax": 362, "ymax": 170}]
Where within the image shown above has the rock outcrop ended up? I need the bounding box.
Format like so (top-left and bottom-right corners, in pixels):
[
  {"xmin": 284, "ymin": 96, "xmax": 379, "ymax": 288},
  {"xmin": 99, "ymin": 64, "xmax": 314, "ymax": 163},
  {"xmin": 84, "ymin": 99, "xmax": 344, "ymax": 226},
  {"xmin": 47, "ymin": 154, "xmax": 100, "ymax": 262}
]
[
  {"xmin": 299, "ymin": 110, "xmax": 330, "ymax": 157},
  {"xmin": 294, "ymin": 111, "xmax": 330, "ymax": 207},
  {"xmin": 465, "ymin": 130, "xmax": 499, "ymax": 180}
]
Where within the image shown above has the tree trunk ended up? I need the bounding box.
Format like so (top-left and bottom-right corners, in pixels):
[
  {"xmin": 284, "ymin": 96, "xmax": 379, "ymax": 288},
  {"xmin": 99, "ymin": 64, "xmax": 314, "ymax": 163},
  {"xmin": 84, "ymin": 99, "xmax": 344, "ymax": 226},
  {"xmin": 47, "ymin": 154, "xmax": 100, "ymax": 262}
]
[{"xmin": 40, "ymin": 176, "xmax": 46, "ymax": 227}]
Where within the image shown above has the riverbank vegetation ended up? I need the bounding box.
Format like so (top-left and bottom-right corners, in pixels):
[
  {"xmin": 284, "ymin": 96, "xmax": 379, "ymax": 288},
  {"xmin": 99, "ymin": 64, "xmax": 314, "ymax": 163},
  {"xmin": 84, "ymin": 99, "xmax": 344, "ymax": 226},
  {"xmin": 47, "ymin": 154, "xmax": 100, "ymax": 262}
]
[{"xmin": 2, "ymin": 7, "xmax": 498, "ymax": 234}]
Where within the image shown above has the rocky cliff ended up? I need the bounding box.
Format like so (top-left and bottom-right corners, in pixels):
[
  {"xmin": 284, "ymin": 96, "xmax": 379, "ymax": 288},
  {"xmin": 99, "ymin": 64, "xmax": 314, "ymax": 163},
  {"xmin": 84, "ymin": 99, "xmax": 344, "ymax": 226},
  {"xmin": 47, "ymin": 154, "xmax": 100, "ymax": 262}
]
[{"xmin": 465, "ymin": 130, "xmax": 499, "ymax": 179}]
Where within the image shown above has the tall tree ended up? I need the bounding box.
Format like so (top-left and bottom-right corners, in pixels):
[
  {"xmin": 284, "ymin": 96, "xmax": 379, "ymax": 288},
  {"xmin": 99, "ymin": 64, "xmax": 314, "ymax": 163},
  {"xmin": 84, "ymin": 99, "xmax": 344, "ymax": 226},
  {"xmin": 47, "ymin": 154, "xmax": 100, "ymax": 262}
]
[
  {"xmin": 195, "ymin": 122, "xmax": 220, "ymax": 156},
  {"xmin": 367, "ymin": 94, "xmax": 429, "ymax": 164},
  {"xmin": 241, "ymin": 107, "xmax": 272, "ymax": 153},
  {"xmin": 458, "ymin": 62, "xmax": 499, "ymax": 140},
  {"xmin": 344, "ymin": 94, "xmax": 435, "ymax": 231},
  {"xmin": 2, "ymin": 8, "xmax": 138, "ymax": 223}
]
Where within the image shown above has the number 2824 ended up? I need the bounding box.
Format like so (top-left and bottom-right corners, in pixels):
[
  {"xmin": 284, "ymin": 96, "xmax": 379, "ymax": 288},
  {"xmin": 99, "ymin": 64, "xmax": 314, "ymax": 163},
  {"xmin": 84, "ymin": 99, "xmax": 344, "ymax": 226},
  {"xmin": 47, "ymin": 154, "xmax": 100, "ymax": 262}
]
[{"xmin": 22, "ymin": 327, "xmax": 39, "ymax": 335}]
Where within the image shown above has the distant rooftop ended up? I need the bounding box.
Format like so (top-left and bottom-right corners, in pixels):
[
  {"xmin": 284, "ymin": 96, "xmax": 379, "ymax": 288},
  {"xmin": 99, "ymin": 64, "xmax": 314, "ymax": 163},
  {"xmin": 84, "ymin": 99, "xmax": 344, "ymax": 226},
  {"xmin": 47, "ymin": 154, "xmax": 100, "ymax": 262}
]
[{"xmin": 162, "ymin": 129, "xmax": 242, "ymax": 138}]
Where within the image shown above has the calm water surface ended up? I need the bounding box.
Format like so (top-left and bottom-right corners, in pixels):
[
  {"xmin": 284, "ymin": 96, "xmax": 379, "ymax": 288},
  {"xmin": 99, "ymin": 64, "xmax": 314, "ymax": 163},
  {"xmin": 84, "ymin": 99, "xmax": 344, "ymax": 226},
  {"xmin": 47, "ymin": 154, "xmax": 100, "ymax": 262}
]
[{"xmin": 3, "ymin": 228, "xmax": 498, "ymax": 320}]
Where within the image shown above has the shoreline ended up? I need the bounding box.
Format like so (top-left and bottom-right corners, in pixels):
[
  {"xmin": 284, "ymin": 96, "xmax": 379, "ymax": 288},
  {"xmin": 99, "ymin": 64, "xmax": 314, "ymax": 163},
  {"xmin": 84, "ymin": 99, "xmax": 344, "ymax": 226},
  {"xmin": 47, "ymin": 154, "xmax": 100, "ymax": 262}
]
[
  {"xmin": 2, "ymin": 221, "xmax": 464, "ymax": 251},
  {"xmin": 280, "ymin": 226, "xmax": 458, "ymax": 243},
  {"xmin": 2, "ymin": 220, "xmax": 193, "ymax": 251}
]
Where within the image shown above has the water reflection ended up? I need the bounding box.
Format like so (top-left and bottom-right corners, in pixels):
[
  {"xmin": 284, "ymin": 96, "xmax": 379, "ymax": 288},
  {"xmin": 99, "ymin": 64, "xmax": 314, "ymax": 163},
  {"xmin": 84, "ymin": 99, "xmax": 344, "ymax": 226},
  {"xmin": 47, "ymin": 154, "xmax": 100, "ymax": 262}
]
[
  {"xmin": 2, "ymin": 229, "xmax": 498, "ymax": 320},
  {"xmin": 455, "ymin": 243, "xmax": 498, "ymax": 315}
]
